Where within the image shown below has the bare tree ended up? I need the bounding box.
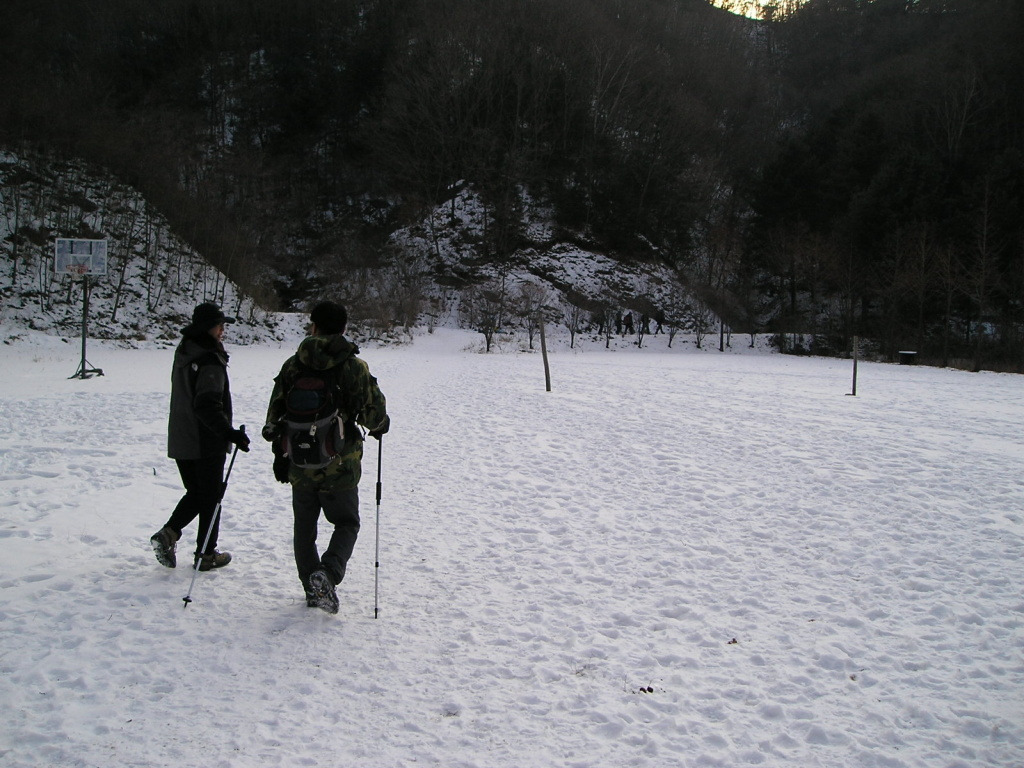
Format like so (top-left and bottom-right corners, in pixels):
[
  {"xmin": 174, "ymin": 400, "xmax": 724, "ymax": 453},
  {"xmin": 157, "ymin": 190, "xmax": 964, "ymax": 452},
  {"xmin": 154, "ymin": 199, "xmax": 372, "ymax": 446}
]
[
  {"xmin": 936, "ymin": 241, "xmax": 964, "ymax": 369},
  {"xmin": 461, "ymin": 279, "xmax": 508, "ymax": 352},
  {"xmin": 516, "ymin": 280, "xmax": 549, "ymax": 350},
  {"xmin": 693, "ymin": 300, "xmax": 716, "ymax": 350},
  {"xmin": 1, "ymin": 166, "xmax": 40, "ymax": 282},
  {"xmin": 965, "ymin": 178, "xmax": 1003, "ymax": 372},
  {"xmin": 562, "ymin": 298, "xmax": 585, "ymax": 349}
]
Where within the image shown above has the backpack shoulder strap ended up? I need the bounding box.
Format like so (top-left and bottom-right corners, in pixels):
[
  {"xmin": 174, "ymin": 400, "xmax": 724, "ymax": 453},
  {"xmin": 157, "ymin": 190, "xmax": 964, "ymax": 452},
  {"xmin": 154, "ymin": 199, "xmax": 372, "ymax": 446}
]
[{"xmin": 324, "ymin": 362, "xmax": 349, "ymax": 415}]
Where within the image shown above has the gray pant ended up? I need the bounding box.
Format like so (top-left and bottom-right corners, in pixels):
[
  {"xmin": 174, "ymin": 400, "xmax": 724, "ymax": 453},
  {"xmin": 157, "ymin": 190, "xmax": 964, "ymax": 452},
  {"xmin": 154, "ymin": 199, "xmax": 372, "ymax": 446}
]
[{"xmin": 292, "ymin": 483, "xmax": 360, "ymax": 590}]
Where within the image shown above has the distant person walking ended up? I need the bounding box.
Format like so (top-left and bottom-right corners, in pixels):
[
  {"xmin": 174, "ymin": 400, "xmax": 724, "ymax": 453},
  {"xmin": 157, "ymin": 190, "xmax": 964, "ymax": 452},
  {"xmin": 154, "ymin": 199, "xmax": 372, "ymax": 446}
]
[
  {"xmin": 151, "ymin": 302, "xmax": 250, "ymax": 571},
  {"xmin": 623, "ymin": 312, "xmax": 634, "ymax": 335},
  {"xmin": 263, "ymin": 302, "xmax": 389, "ymax": 614}
]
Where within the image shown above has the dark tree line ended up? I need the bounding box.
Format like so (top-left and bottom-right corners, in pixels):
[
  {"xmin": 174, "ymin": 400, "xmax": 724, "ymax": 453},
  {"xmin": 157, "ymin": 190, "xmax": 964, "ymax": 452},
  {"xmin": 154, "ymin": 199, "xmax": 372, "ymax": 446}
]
[
  {"xmin": 1, "ymin": 0, "xmax": 767, "ymax": 294},
  {"xmin": 745, "ymin": 0, "xmax": 1024, "ymax": 369},
  {"xmin": 1, "ymin": 0, "xmax": 1021, "ymax": 367}
]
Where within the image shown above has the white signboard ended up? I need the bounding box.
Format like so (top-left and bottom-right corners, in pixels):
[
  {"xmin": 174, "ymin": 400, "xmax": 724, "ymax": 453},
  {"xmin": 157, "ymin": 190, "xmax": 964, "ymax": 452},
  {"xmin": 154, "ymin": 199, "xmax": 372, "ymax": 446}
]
[{"xmin": 55, "ymin": 238, "xmax": 108, "ymax": 277}]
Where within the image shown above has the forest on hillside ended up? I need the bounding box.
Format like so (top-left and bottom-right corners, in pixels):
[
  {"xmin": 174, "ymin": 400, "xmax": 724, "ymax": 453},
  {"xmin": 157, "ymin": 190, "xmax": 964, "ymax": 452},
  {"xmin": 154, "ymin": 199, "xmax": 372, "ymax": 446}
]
[{"xmin": 1, "ymin": 0, "xmax": 1021, "ymax": 368}]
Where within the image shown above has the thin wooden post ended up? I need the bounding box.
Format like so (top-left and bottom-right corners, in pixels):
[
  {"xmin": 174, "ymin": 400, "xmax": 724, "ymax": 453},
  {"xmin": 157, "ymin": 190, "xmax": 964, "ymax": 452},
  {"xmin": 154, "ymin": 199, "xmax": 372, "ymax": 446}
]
[
  {"xmin": 539, "ymin": 320, "xmax": 551, "ymax": 392},
  {"xmin": 849, "ymin": 335, "xmax": 858, "ymax": 396}
]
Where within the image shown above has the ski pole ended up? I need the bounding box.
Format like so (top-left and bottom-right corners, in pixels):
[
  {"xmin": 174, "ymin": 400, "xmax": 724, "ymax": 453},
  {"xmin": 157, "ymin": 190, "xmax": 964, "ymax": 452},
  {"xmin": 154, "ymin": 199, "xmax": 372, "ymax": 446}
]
[
  {"xmin": 374, "ymin": 435, "xmax": 383, "ymax": 619},
  {"xmin": 183, "ymin": 427, "xmax": 243, "ymax": 608}
]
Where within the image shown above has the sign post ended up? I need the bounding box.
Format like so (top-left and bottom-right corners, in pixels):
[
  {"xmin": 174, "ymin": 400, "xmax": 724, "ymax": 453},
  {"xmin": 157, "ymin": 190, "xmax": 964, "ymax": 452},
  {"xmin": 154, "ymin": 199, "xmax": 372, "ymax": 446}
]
[{"xmin": 55, "ymin": 238, "xmax": 107, "ymax": 379}]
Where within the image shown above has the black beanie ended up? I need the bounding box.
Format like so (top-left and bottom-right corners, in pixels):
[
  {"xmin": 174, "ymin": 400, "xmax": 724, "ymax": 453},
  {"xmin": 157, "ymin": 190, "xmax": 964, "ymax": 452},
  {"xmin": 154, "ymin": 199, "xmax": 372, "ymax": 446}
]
[
  {"xmin": 189, "ymin": 302, "xmax": 235, "ymax": 332},
  {"xmin": 310, "ymin": 302, "xmax": 347, "ymax": 335}
]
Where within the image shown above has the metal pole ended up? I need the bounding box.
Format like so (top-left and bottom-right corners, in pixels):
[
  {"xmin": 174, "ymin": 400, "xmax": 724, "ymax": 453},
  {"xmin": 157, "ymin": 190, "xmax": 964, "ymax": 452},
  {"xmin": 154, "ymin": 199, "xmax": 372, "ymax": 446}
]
[
  {"xmin": 69, "ymin": 274, "xmax": 103, "ymax": 379},
  {"xmin": 183, "ymin": 433, "xmax": 242, "ymax": 608},
  {"xmin": 374, "ymin": 436, "xmax": 383, "ymax": 619},
  {"xmin": 79, "ymin": 277, "xmax": 89, "ymax": 379}
]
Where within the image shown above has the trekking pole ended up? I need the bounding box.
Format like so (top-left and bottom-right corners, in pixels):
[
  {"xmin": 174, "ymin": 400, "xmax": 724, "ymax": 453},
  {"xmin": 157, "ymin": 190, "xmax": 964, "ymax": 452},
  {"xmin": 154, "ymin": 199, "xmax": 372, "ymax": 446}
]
[
  {"xmin": 374, "ymin": 436, "xmax": 383, "ymax": 619},
  {"xmin": 183, "ymin": 427, "xmax": 244, "ymax": 609}
]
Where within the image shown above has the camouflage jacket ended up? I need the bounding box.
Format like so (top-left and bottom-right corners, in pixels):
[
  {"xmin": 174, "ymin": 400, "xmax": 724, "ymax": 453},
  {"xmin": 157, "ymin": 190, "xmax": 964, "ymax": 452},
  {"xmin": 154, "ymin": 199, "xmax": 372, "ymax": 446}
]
[{"xmin": 266, "ymin": 333, "xmax": 388, "ymax": 490}]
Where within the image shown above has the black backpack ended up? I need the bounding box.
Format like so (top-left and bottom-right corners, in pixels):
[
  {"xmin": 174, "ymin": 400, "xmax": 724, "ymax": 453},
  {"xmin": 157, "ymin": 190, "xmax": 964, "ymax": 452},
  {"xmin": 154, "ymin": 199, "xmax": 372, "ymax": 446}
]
[{"xmin": 283, "ymin": 365, "xmax": 347, "ymax": 469}]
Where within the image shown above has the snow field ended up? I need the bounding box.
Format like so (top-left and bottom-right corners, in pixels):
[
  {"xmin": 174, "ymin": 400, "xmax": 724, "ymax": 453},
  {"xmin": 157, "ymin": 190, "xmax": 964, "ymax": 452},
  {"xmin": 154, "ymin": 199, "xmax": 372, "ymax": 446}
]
[{"xmin": 0, "ymin": 329, "xmax": 1022, "ymax": 767}]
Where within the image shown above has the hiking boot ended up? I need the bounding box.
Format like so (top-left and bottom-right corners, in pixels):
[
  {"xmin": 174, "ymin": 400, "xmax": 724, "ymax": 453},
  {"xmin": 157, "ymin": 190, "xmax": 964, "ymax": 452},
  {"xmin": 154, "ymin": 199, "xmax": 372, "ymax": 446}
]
[
  {"xmin": 307, "ymin": 570, "xmax": 339, "ymax": 614},
  {"xmin": 150, "ymin": 526, "xmax": 179, "ymax": 568},
  {"xmin": 197, "ymin": 550, "xmax": 232, "ymax": 571}
]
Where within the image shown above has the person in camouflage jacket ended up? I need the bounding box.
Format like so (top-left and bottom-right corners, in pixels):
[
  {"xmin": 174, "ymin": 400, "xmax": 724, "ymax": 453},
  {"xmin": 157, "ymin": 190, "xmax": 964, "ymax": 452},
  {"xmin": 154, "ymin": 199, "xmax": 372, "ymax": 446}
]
[{"xmin": 263, "ymin": 302, "xmax": 389, "ymax": 613}]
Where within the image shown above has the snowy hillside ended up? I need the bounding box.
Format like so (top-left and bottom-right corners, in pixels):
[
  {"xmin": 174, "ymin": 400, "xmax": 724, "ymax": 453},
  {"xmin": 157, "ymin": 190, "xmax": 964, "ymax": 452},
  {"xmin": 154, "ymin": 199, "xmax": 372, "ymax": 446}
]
[
  {"xmin": 3, "ymin": 147, "xmax": 716, "ymax": 349},
  {"xmin": 0, "ymin": 329, "xmax": 1021, "ymax": 767},
  {"xmin": 0, "ymin": 149, "xmax": 294, "ymax": 347},
  {"xmin": 390, "ymin": 185, "xmax": 712, "ymax": 337}
]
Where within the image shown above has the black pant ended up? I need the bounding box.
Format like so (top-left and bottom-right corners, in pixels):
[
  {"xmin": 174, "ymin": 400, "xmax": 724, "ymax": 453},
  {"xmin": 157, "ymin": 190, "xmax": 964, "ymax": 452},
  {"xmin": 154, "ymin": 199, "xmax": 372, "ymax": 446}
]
[
  {"xmin": 166, "ymin": 454, "xmax": 226, "ymax": 557},
  {"xmin": 293, "ymin": 483, "xmax": 360, "ymax": 589}
]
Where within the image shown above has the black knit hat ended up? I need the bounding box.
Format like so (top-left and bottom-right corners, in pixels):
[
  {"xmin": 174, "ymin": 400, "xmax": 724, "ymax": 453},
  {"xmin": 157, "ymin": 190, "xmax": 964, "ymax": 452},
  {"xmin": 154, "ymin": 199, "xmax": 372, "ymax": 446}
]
[
  {"xmin": 310, "ymin": 302, "xmax": 347, "ymax": 334},
  {"xmin": 189, "ymin": 302, "xmax": 235, "ymax": 332}
]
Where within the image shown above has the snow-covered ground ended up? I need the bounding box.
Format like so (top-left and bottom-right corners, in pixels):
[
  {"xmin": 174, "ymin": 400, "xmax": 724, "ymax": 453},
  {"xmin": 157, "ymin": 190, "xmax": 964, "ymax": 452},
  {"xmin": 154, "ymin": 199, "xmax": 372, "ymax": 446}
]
[{"xmin": 1, "ymin": 327, "xmax": 1022, "ymax": 768}]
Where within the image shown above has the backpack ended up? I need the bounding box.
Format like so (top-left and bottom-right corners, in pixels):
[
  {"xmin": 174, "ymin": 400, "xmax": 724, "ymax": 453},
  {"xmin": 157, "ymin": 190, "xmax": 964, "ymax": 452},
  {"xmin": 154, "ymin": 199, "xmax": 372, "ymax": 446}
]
[{"xmin": 282, "ymin": 365, "xmax": 348, "ymax": 469}]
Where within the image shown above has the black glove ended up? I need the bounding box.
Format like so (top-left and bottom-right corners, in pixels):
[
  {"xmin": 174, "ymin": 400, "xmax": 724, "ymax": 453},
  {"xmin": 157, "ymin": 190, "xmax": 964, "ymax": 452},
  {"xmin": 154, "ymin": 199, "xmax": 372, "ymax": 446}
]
[
  {"xmin": 368, "ymin": 415, "xmax": 390, "ymax": 440},
  {"xmin": 262, "ymin": 422, "xmax": 281, "ymax": 442},
  {"xmin": 229, "ymin": 427, "xmax": 251, "ymax": 452},
  {"xmin": 273, "ymin": 453, "xmax": 291, "ymax": 483}
]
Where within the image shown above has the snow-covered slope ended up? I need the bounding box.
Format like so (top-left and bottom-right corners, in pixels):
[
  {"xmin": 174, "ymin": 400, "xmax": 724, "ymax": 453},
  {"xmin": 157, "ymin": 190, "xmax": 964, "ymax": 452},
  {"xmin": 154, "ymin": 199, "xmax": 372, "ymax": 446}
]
[
  {"xmin": 1, "ymin": 149, "xmax": 293, "ymax": 346},
  {"xmin": 390, "ymin": 185, "xmax": 706, "ymax": 332},
  {"xmin": 3, "ymin": 151, "xmax": 710, "ymax": 348}
]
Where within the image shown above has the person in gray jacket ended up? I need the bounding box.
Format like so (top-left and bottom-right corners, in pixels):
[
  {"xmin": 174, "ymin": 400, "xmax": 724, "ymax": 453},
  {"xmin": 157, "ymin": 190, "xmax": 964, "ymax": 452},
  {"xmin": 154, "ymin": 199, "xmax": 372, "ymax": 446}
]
[{"xmin": 151, "ymin": 303, "xmax": 250, "ymax": 571}]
